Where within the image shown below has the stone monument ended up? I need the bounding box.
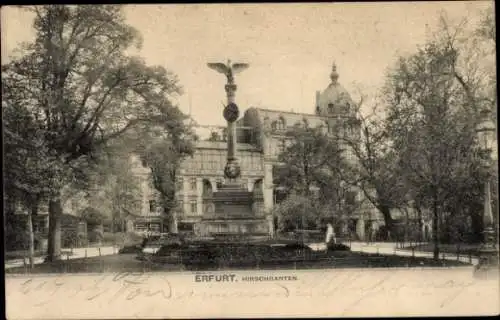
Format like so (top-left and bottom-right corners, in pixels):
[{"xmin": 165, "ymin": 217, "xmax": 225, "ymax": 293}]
[{"xmin": 199, "ymin": 60, "xmax": 270, "ymax": 241}]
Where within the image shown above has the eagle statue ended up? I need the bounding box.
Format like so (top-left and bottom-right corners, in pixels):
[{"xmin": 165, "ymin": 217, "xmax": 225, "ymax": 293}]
[{"xmin": 207, "ymin": 59, "xmax": 249, "ymax": 84}]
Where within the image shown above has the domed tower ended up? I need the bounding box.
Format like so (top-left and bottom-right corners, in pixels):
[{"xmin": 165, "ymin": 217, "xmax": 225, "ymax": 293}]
[{"xmin": 315, "ymin": 62, "xmax": 355, "ymax": 118}]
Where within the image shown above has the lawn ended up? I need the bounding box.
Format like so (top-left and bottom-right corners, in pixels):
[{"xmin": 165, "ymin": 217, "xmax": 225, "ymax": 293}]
[
  {"xmin": 6, "ymin": 249, "xmax": 471, "ymax": 274},
  {"xmin": 403, "ymin": 243, "xmax": 482, "ymax": 255},
  {"xmin": 5, "ymin": 249, "xmax": 73, "ymax": 260}
]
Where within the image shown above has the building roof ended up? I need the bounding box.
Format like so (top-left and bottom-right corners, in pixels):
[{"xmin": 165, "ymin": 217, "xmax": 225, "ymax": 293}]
[
  {"xmin": 195, "ymin": 140, "xmax": 259, "ymax": 151},
  {"xmin": 245, "ymin": 107, "xmax": 329, "ymax": 130},
  {"xmin": 316, "ymin": 62, "xmax": 355, "ymax": 117},
  {"xmin": 250, "ymin": 107, "xmax": 322, "ymax": 119}
]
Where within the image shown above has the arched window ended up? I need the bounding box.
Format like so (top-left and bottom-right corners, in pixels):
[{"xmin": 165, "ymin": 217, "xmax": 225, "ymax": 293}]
[
  {"xmin": 253, "ymin": 179, "xmax": 264, "ymax": 195},
  {"xmin": 205, "ymin": 203, "xmax": 215, "ymax": 213},
  {"xmin": 202, "ymin": 179, "xmax": 213, "ymax": 198},
  {"xmin": 149, "ymin": 200, "xmax": 155, "ymax": 212},
  {"xmin": 216, "ymin": 178, "xmax": 224, "ymax": 188}
]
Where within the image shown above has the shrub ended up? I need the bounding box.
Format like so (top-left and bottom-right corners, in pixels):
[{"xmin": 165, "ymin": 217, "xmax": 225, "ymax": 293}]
[
  {"xmin": 327, "ymin": 243, "xmax": 350, "ymax": 251},
  {"xmin": 177, "ymin": 242, "xmax": 319, "ymax": 266},
  {"xmin": 155, "ymin": 243, "xmax": 183, "ymax": 256},
  {"xmin": 61, "ymin": 230, "xmax": 78, "ymax": 248},
  {"xmin": 118, "ymin": 245, "xmax": 142, "ymax": 254},
  {"xmin": 102, "ymin": 232, "xmax": 143, "ymax": 246},
  {"xmin": 88, "ymin": 228, "xmax": 104, "ymax": 243},
  {"xmin": 5, "ymin": 217, "xmax": 29, "ymax": 251}
]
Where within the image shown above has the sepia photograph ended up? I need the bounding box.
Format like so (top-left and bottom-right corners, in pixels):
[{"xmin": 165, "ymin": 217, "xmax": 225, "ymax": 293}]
[{"xmin": 2, "ymin": 2, "xmax": 499, "ymax": 318}]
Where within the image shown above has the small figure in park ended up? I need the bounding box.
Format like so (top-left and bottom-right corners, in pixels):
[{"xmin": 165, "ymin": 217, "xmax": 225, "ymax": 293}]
[{"xmin": 325, "ymin": 223, "xmax": 336, "ymax": 244}]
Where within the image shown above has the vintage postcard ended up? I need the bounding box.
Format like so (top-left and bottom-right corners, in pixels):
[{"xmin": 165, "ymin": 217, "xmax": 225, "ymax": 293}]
[{"xmin": 2, "ymin": 2, "xmax": 499, "ymax": 319}]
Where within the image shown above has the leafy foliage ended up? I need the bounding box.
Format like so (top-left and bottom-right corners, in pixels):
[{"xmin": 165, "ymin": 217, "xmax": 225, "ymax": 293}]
[
  {"xmin": 382, "ymin": 14, "xmax": 495, "ymax": 257},
  {"xmin": 338, "ymin": 101, "xmax": 408, "ymax": 234},
  {"xmin": 138, "ymin": 132, "xmax": 196, "ymax": 231},
  {"xmin": 276, "ymin": 124, "xmax": 344, "ymax": 197},
  {"xmin": 2, "ymin": 5, "xmax": 191, "ymax": 260},
  {"xmin": 272, "ymin": 194, "xmax": 326, "ymax": 232}
]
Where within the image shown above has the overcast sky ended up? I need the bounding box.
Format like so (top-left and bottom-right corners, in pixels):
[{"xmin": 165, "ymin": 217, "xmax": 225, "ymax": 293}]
[{"xmin": 1, "ymin": 2, "xmax": 493, "ymax": 130}]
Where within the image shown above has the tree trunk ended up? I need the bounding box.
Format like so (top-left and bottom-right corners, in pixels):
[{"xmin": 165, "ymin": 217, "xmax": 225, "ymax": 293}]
[
  {"xmin": 432, "ymin": 194, "xmax": 440, "ymax": 260},
  {"xmin": 47, "ymin": 196, "xmax": 63, "ymax": 262},
  {"xmin": 377, "ymin": 204, "xmax": 394, "ymax": 240},
  {"xmin": 404, "ymin": 208, "xmax": 410, "ymax": 247},
  {"xmin": 470, "ymin": 210, "xmax": 484, "ymax": 243},
  {"xmin": 416, "ymin": 206, "xmax": 424, "ymax": 243},
  {"xmin": 27, "ymin": 200, "xmax": 37, "ymax": 269}
]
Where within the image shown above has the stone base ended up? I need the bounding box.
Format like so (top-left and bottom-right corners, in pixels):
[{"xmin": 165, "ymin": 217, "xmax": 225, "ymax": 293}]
[
  {"xmin": 198, "ymin": 177, "xmax": 271, "ymax": 240},
  {"xmin": 198, "ymin": 218, "xmax": 270, "ymax": 240}
]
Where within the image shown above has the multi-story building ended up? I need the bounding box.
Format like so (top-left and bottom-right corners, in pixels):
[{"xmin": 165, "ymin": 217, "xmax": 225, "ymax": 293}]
[{"xmin": 133, "ymin": 62, "xmax": 392, "ymax": 240}]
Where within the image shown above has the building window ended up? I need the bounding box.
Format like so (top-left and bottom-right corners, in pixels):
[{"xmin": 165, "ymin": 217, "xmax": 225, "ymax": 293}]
[
  {"xmin": 328, "ymin": 103, "xmax": 334, "ymax": 113},
  {"xmin": 263, "ymin": 116, "xmax": 270, "ymax": 128},
  {"xmin": 149, "ymin": 223, "xmax": 160, "ymax": 233},
  {"xmin": 216, "ymin": 178, "xmax": 224, "ymax": 189},
  {"xmin": 178, "ymin": 200, "xmax": 184, "ymax": 211},
  {"xmin": 271, "ymin": 121, "xmax": 277, "ymax": 131},
  {"xmin": 190, "ymin": 201, "xmax": 197, "ymax": 214},
  {"xmin": 190, "ymin": 178, "xmax": 197, "ymax": 190},
  {"xmin": 178, "ymin": 222, "xmax": 194, "ymax": 232},
  {"xmin": 278, "ymin": 117, "xmax": 286, "ymax": 130},
  {"xmin": 135, "ymin": 222, "xmax": 147, "ymax": 232},
  {"xmin": 345, "ymin": 102, "xmax": 350, "ymax": 111},
  {"xmin": 149, "ymin": 200, "xmax": 156, "ymax": 212},
  {"xmin": 206, "ymin": 203, "xmax": 215, "ymax": 213},
  {"xmin": 279, "ymin": 139, "xmax": 286, "ymax": 154},
  {"xmin": 176, "ymin": 177, "xmax": 184, "ymax": 191},
  {"xmin": 141, "ymin": 159, "xmax": 148, "ymax": 167}
]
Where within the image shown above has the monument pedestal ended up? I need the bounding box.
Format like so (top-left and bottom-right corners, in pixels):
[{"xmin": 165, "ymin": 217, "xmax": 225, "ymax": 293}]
[{"xmin": 199, "ymin": 182, "xmax": 270, "ymax": 241}]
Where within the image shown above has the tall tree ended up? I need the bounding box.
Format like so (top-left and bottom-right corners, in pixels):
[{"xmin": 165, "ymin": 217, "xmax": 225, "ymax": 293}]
[
  {"xmin": 2, "ymin": 5, "xmax": 189, "ymax": 260},
  {"xmin": 273, "ymin": 122, "xmax": 345, "ymax": 228},
  {"xmin": 272, "ymin": 194, "xmax": 328, "ymax": 231},
  {"xmin": 383, "ymin": 15, "xmax": 490, "ymax": 258},
  {"xmin": 92, "ymin": 139, "xmax": 144, "ymax": 232},
  {"xmin": 138, "ymin": 129, "xmax": 195, "ymax": 233},
  {"xmin": 336, "ymin": 99, "xmax": 408, "ymax": 238},
  {"xmin": 275, "ymin": 123, "xmax": 342, "ymax": 197},
  {"xmin": 3, "ymin": 94, "xmax": 68, "ymax": 267}
]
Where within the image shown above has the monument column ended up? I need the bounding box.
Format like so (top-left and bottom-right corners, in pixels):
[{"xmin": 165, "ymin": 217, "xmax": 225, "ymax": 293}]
[
  {"xmin": 208, "ymin": 59, "xmax": 250, "ymax": 184},
  {"xmin": 225, "ymin": 82, "xmax": 237, "ymax": 162},
  {"xmin": 204, "ymin": 60, "xmax": 271, "ymax": 239}
]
